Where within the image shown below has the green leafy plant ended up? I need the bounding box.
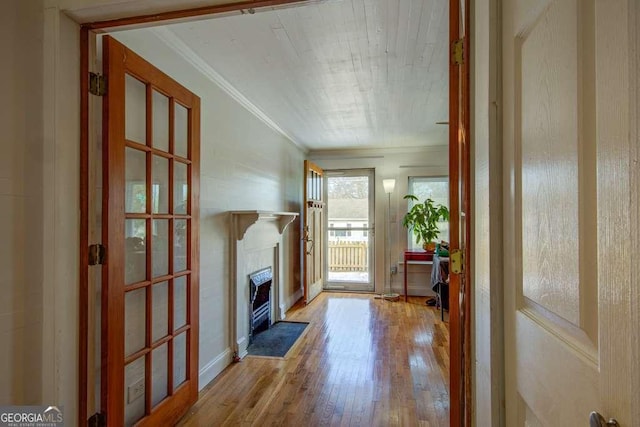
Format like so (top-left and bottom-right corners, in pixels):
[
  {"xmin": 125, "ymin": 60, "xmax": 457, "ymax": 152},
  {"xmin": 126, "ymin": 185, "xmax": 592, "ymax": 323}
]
[{"xmin": 402, "ymin": 195, "xmax": 450, "ymax": 250}]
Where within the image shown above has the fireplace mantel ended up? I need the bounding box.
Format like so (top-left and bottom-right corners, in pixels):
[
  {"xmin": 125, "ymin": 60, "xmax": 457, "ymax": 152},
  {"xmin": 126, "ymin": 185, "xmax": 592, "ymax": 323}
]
[
  {"xmin": 228, "ymin": 210, "xmax": 299, "ymax": 359},
  {"xmin": 230, "ymin": 210, "xmax": 298, "ymax": 240}
]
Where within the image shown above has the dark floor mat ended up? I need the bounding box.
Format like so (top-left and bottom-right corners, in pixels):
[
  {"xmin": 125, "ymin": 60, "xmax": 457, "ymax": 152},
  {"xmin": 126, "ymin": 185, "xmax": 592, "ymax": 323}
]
[{"xmin": 247, "ymin": 321, "xmax": 309, "ymax": 357}]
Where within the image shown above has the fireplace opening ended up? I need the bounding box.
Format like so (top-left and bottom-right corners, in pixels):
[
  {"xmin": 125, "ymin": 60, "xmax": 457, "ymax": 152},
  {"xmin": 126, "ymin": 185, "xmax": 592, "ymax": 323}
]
[{"xmin": 249, "ymin": 267, "xmax": 273, "ymax": 343}]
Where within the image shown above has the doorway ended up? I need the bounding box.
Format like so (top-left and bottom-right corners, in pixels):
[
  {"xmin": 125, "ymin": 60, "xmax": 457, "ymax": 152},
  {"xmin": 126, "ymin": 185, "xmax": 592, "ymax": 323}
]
[
  {"xmin": 324, "ymin": 169, "xmax": 375, "ymax": 292},
  {"xmin": 76, "ymin": 1, "xmax": 470, "ymax": 425}
]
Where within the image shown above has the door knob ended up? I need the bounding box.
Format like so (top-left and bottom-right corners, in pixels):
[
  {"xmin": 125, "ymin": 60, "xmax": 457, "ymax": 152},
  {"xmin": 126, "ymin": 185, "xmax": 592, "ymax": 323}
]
[{"xmin": 589, "ymin": 412, "xmax": 619, "ymax": 427}]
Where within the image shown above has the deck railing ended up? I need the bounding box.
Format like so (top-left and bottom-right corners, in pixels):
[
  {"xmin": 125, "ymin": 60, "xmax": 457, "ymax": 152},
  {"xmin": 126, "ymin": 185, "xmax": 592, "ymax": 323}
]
[{"xmin": 328, "ymin": 241, "xmax": 368, "ymax": 271}]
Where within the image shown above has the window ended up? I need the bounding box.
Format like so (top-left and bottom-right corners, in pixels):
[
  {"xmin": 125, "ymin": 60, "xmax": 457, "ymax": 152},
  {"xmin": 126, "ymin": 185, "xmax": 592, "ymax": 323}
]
[
  {"xmin": 407, "ymin": 176, "xmax": 449, "ymax": 250},
  {"xmin": 346, "ymin": 223, "xmax": 352, "ymax": 237},
  {"xmin": 363, "ymin": 223, "xmax": 368, "ymax": 237}
]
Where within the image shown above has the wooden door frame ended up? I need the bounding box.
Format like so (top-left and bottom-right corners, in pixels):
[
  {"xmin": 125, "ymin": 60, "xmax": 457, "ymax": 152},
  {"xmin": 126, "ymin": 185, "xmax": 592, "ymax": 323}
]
[
  {"xmin": 78, "ymin": 0, "xmax": 474, "ymax": 424},
  {"xmin": 449, "ymin": 0, "xmax": 472, "ymax": 425}
]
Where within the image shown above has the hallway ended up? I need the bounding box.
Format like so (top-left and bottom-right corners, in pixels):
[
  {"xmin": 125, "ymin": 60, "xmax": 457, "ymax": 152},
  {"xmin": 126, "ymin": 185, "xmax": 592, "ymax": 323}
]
[{"xmin": 178, "ymin": 293, "xmax": 450, "ymax": 426}]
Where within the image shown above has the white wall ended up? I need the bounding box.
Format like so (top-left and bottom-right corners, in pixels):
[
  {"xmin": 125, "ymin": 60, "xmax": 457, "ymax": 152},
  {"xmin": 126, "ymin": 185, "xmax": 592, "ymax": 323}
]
[
  {"xmin": 0, "ymin": 0, "xmax": 45, "ymax": 405},
  {"xmin": 109, "ymin": 28, "xmax": 305, "ymax": 389},
  {"xmin": 472, "ymin": 0, "xmax": 503, "ymax": 425},
  {"xmin": 309, "ymin": 146, "xmax": 448, "ymax": 296}
]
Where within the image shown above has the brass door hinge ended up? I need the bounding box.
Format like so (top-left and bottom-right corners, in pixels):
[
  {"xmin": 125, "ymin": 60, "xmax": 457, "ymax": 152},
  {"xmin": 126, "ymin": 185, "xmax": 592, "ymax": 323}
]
[
  {"xmin": 450, "ymin": 249, "xmax": 464, "ymax": 274},
  {"xmin": 89, "ymin": 72, "xmax": 107, "ymax": 96},
  {"xmin": 88, "ymin": 244, "xmax": 105, "ymax": 265},
  {"xmin": 452, "ymin": 39, "xmax": 464, "ymax": 65}
]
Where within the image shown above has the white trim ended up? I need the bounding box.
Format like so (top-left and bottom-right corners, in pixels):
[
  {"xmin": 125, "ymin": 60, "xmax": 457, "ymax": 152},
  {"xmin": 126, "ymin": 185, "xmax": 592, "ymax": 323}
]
[
  {"xmin": 282, "ymin": 288, "xmax": 303, "ymax": 315},
  {"xmin": 309, "ymin": 144, "xmax": 449, "ymax": 159},
  {"xmin": 150, "ymin": 27, "xmax": 305, "ymax": 150},
  {"xmin": 42, "ymin": 4, "xmax": 60, "ymax": 405},
  {"xmin": 198, "ymin": 348, "xmax": 232, "ymax": 390}
]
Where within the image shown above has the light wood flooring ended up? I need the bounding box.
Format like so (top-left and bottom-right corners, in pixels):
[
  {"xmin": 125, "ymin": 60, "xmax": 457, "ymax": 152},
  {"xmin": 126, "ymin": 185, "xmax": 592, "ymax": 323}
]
[{"xmin": 178, "ymin": 292, "xmax": 450, "ymax": 426}]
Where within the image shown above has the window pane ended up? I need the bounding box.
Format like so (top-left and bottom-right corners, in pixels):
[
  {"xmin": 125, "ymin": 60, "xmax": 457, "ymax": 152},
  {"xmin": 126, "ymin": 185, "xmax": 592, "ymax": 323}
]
[
  {"xmin": 151, "ymin": 343, "xmax": 168, "ymax": 407},
  {"xmin": 407, "ymin": 177, "xmax": 449, "ymax": 250},
  {"xmin": 125, "ymin": 148, "xmax": 146, "ymax": 214},
  {"xmin": 125, "ymin": 288, "xmax": 146, "ymax": 357},
  {"xmin": 125, "ymin": 74, "xmax": 146, "ymax": 144},
  {"xmin": 173, "ymin": 276, "xmax": 187, "ymax": 331},
  {"xmin": 326, "ymin": 173, "xmax": 372, "ymax": 284},
  {"xmin": 152, "ymin": 220, "xmax": 168, "ymax": 278},
  {"xmin": 152, "ymin": 281, "xmax": 168, "ymax": 342},
  {"xmin": 125, "ymin": 219, "xmax": 146, "ymax": 284},
  {"xmin": 174, "ymin": 161, "xmax": 188, "ymax": 214},
  {"xmin": 173, "ymin": 332, "xmax": 187, "ymax": 389},
  {"xmin": 174, "ymin": 220, "xmax": 187, "ymax": 272},
  {"xmin": 152, "ymin": 90, "xmax": 169, "ymax": 152},
  {"xmin": 152, "ymin": 155, "xmax": 169, "ymax": 214},
  {"xmin": 174, "ymin": 103, "xmax": 188, "ymax": 158},
  {"xmin": 124, "ymin": 357, "xmax": 145, "ymax": 427}
]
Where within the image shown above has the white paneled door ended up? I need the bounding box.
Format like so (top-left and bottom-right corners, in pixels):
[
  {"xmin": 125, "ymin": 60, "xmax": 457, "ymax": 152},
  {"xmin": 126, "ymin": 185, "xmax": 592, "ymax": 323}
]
[{"xmin": 503, "ymin": 0, "xmax": 636, "ymax": 425}]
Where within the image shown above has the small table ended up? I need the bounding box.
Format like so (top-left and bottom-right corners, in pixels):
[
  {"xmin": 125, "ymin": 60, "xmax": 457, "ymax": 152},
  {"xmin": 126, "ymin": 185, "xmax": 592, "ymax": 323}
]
[
  {"xmin": 403, "ymin": 250, "xmax": 434, "ymax": 302},
  {"xmin": 431, "ymin": 254, "xmax": 449, "ymax": 321}
]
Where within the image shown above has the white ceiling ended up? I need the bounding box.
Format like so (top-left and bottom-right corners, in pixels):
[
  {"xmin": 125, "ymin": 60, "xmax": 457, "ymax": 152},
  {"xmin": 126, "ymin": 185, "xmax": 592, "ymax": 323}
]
[{"xmin": 79, "ymin": 0, "xmax": 450, "ymax": 151}]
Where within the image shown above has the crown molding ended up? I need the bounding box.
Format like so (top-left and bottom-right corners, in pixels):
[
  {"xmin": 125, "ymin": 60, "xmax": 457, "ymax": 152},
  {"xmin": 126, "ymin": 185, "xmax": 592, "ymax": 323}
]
[{"xmin": 151, "ymin": 27, "xmax": 307, "ymax": 152}]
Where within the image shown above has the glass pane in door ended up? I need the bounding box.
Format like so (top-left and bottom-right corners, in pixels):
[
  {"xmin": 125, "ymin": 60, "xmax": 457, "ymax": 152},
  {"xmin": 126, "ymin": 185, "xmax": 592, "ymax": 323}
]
[
  {"xmin": 125, "ymin": 148, "xmax": 147, "ymax": 213},
  {"xmin": 174, "ymin": 103, "xmax": 188, "ymax": 158},
  {"xmin": 152, "ymin": 155, "xmax": 169, "ymax": 214},
  {"xmin": 151, "ymin": 343, "xmax": 168, "ymax": 407},
  {"xmin": 125, "ymin": 74, "xmax": 146, "ymax": 144},
  {"xmin": 152, "ymin": 219, "xmax": 168, "ymax": 277},
  {"xmin": 152, "ymin": 281, "xmax": 168, "ymax": 342},
  {"xmin": 124, "ymin": 357, "xmax": 145, "ymax": 427},
  {"xmin": 125, "ymin": 219, "xmax": 146, "ymax": 284},
  {"xmin": 124, "ymin": 288, "xmax": 146, "ymax": 357},
  {"xmin": 173, "ymin": 276, "xmax": 187, "ymax": 330},
  {"xmin": 174, "ymin": 220, "xmax": 187, "ymax": 272},
  {"xmin": 152, "ymin": 90, "xmax": 169, "ymax": 152},
  {"xmin": 173, "ymin": 332, "xmax": 187, "ymax": 389},
  {"xmin": 174, "ymin": 161, "xmax": 188, "ymax": 214},
  {"xmin": 325, "ymin": 171, "xmax": 374, "ymax": 291}
]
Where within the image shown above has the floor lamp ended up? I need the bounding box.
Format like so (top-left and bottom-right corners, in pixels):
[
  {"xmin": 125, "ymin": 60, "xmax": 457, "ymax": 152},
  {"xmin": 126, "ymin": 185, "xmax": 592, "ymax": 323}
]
[{"xmin": 382, "ymin": 179, "xmax": 399, "ymax": 301}]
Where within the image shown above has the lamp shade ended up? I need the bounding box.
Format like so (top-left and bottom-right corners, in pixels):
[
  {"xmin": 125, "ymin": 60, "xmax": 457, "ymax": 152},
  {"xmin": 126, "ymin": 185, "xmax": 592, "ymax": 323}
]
[{"xmin": 382, "ymin": 179, "xmax": 396, "ymax": 194}]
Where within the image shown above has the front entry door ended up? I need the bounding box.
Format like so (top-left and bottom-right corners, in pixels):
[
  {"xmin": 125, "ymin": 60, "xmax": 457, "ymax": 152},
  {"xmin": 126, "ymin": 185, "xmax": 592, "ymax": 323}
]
[
  {"xmin": 303, "ymin": 160, "xmax": 324, "ymax": 304},
  {"xmin": 102, "ymin": 36, "xmax": 200, "ymax": 426},
  {"xmin": 503, "ymin": 1, "xmax": 635, "ymax": 425}
]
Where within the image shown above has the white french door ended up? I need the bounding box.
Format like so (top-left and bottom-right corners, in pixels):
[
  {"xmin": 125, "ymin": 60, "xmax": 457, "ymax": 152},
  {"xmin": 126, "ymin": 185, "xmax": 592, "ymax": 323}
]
[{"xmin": 324, "ymin": 169, "xmax": 375, "ymax": 292}]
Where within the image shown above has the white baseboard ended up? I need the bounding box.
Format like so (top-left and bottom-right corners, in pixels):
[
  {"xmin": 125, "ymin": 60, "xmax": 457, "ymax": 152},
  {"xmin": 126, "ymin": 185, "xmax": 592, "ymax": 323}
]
[
  {"xmin": 199, "ymin": 348, "xmax": 232, "ymax": 391},
  {"xmin": 285, "ymin": 288, "xmax": 303, "ymax": 310},
  {"xmin": 237, "ymin": 336, "xmax": 248, "ymax": 359},
  {"xmin": 278, "ymin": 288, "xmax": 303, "ymax": 320}
]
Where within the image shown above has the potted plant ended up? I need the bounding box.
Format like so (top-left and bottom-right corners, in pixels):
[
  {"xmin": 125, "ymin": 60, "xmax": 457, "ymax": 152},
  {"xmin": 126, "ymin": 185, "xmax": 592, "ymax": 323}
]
[{"xmin": 402, "ymin": 195, "xmax": 450, "ymax": 252}]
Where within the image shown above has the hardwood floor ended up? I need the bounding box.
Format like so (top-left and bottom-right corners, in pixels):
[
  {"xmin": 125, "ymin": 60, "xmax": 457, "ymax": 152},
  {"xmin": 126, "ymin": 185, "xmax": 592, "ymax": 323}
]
[{"xmin": 178, "ymin": 293, "xmax": 450, "ymax": 426}]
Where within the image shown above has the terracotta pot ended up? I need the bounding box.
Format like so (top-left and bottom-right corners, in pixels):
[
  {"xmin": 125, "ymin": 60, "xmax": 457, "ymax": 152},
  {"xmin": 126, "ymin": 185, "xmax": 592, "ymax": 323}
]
[{"xmin": 423, "ymin": 241, "xmax": 436, "ymax": 252}]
